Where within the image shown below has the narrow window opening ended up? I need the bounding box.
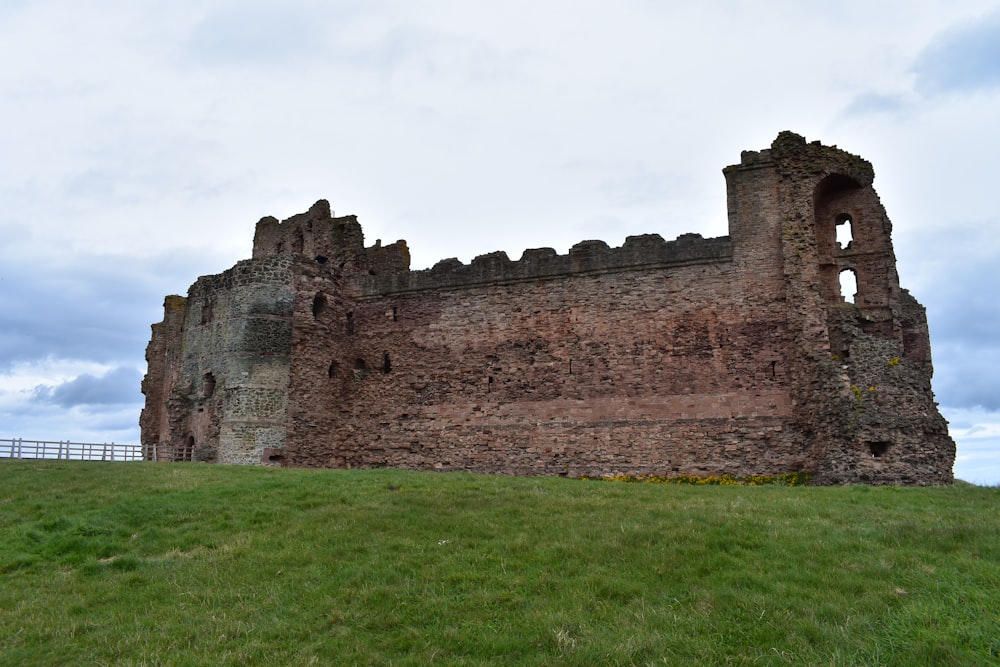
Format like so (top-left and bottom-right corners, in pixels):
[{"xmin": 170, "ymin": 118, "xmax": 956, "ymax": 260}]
[
  {"xmin": 293, "ymin": 230, "xmax": 305, "ymax": 254},
  {"xmin": 770, "ymin": 360, "xmax": 777, "ymax": 378},
  {"xmin": 203, "ymin": 372, "xmax": 216, "ymax": 399},
  {"xmin": 488, "ymin": 375, "xmax": 494, "ymax": 392},
  {"xmin": 354, "ymin": 358, "xmax": 367, "ymax": 371},
  {"xmin": 568, "ymin": 360, "xmax": 573, "ymax": 375},
  {"xmin": 835, "ymin": 214, "xmax": 853, "ymax": 249},
  {"xmin": 346, "ymin": 311, "xmax": 355, "ymax": 336},
  {"xmin": 868, "ymin": 441, "xmax": 890, "ymax": 458},
  {"xmin": 312, "ymin": 293, "xmax": 327, "ymax": 319},
  {"xmin": 382, "ymin": 353, "xmax": 391, "ymax": 374},
  {"xmin": 839, "ymin": 269, "xmax": 858, "ymax": 304},
  {"xmin": 392, "ymin": 306, "xmax": 398, "ymax": 322},
  {"xmin": 328, "ymin": 360, "xmax": 339, "ymax": 378}
]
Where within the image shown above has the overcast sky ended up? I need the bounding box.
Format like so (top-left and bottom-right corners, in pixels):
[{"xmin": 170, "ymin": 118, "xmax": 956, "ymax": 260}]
[{"xmin": 1, "ymin": 1, "xmax": 998, "ymax": 483}]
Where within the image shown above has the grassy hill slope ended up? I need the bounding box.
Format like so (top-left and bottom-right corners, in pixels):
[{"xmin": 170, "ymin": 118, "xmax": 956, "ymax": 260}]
[{"xmin": 1, "ymin": 461, "xmax": 997, "ymax": 666}]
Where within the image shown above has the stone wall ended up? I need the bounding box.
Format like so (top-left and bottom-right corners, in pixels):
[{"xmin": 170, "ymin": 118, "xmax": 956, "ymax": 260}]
[
  {"xmin": 141, "ymin": 132, "xmax": 956, "ymax": 484},
  {"xmin": 287, "ymin": 251, "xmax": 800, "ymax": 477},
  {"xmin": 141, "ymin": 256, "xmax": 297, "ymax": 464}
]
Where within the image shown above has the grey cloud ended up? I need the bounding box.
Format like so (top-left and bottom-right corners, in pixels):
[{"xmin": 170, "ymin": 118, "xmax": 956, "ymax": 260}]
[
  {"xmin": 1, "ymin": 399, "xmax": 141, "ymax": 444},
  {"xmin": 34, "ymin": 366, "xmax": 143, "ymax": 408},
  {"xmin": 0, "ymin": 247, "xmax": 225, "ymax": 371},
  {"xmin": 185, "ymin": 3, "xmax": 329, "ymax": 66},
  {"xmin": 841, "ymin": 9, "xmax": 1000, "ymax": 117},
  {"xmin": 906, "ymin": 225, "xmax": 1000, "ymax": 411},
  {"xmin": 913, "ymin": 8, "xmax": 1000, "ymax": 95},
  {"xmin": 839, "ymin": 92, "xmax": 909, "ymax": 117},
  {"xmin": 934, "ymin": 346, "xmax": 1000, "ymax": 411},
  {"xmin": 0, "ymin": 0, "xmax": 29, "ymax": 20}
]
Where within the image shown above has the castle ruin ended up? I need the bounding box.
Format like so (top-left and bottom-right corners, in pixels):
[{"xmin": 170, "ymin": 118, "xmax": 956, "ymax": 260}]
[{"xmin": 140, "ymin": 132, "xmax": 955, "ymax": 484}]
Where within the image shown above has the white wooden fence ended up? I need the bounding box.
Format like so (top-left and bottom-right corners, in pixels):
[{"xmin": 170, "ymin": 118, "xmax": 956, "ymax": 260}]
[{"xmin": 0, "ymin": 438, "xmax": 145, "ymax": 462}]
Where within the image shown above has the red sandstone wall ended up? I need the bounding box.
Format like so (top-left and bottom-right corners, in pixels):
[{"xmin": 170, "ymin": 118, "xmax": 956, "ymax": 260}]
[
  {"xmin": 140, "ymin": 295, "xmax": 188, "ymax": 461},
  {"xmin": 285, "ymin": 253, "xmax": 806, "ymax": 476}
]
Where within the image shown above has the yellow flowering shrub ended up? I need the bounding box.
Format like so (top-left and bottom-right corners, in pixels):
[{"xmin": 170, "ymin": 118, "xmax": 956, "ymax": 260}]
[{"xmin": 582, "ymin": 472, "xmax": 813, "ymax": 486}]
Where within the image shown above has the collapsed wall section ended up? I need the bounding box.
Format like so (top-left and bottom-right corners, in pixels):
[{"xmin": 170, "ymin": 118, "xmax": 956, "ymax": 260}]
[
  {"xmin": 761, "ymin": 132, "xmax": 953, "ymax": 484},
  {"xmin": 140, "ymin": 295, "xmax": 186, "ymax": 460}
]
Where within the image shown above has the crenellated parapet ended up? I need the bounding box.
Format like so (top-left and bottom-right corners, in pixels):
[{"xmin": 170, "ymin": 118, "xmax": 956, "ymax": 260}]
[
  {"xmin": 252, "ymin": 199, "xmax": 410, "ymax": 277},
  {"xmin": 352, "ymin": 232, "xmax": 732, "ymax": 297}
]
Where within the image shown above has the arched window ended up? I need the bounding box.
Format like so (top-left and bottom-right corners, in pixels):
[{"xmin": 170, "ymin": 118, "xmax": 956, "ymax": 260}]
[
  {"xmin": 382, "ymin": 353, "xmax": 391, "ymax": 374},
  {"xmin": 835, "ymin": 213, "xmax": 854, "ymax": 249},
  {"xmin": 840, "ymin": 268, "xmax": 858, "ymax": 304}
]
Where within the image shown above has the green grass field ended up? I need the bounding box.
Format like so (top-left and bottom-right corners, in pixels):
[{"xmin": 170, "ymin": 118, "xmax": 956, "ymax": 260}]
[{"xmin": 1, "ymin": 461, "xmax": 997, "ymax": 666}]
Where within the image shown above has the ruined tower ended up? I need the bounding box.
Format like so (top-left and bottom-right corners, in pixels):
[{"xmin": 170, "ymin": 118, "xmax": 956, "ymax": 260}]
[{"xmin": 140, "ymin": 132, "xmax": 954, "ymax": 484}]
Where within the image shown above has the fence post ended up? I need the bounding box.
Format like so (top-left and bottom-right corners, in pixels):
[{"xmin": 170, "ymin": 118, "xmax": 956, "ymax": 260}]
[{"xmin": 15, "ymin": 438, "xmax": 21, "ymax": 459}]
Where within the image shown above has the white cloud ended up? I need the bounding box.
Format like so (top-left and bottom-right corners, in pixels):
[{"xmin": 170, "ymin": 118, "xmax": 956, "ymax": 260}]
[
  {"xmin": 0, "ymin": 359, "xmax": 143, "ymax": 444},
  {"xmin": 0, "ymin": 1, "xmax": 998, "ymax": 480},
  {"xmin": 943, "ymin": 406, "xmax": 1000, "ymax": 486},
  {"xmin": 912, "ymin": 7, "xmax": 1000, "ymax": 95},
  {"xmin": 33, "ymin": 366, "xmax": 143, "ymax": 408}
]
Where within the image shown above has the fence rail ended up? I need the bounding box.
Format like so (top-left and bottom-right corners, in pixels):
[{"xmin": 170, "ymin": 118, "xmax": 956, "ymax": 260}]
[{"xmin": 0, "ymin": 438, "xmax": 145, "ymax": 462}]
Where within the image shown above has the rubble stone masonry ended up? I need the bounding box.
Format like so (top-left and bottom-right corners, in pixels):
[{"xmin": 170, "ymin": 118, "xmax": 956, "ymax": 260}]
[{"xmin": 140, "ymin": 132, "xmax": 955, "ymax": 484}]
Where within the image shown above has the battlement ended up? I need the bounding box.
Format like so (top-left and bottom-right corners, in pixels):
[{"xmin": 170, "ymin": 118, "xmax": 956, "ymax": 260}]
[
  {"xmin": 252, "ymin": 199, "xmax": 410, "ymax": 276},
  {"xmin": 352, "ymin": 232, "xmax": 732, "ymax": 297}
]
